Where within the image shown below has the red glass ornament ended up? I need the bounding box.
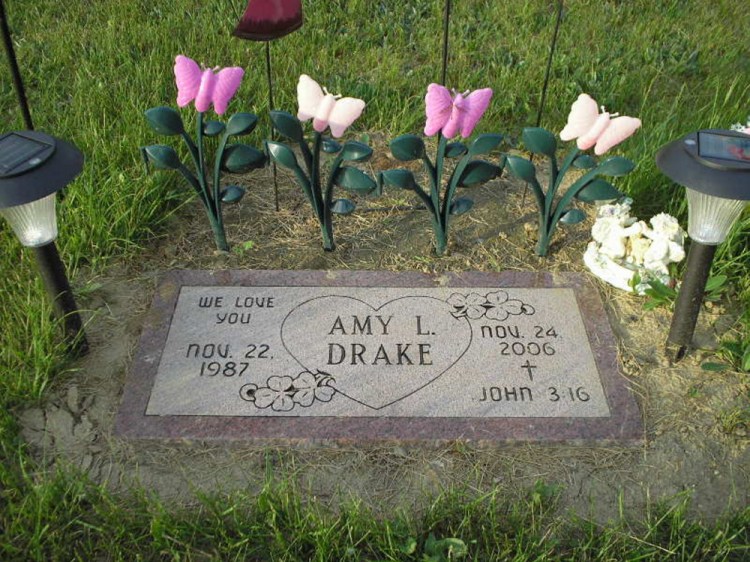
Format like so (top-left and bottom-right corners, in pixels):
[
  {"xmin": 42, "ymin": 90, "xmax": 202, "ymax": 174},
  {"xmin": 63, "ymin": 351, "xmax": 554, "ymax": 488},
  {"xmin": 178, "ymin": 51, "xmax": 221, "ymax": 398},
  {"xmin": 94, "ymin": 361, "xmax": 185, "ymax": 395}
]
[{"xmin": 233, "ymin": 0, "xmax": 303, "ymax": 41}]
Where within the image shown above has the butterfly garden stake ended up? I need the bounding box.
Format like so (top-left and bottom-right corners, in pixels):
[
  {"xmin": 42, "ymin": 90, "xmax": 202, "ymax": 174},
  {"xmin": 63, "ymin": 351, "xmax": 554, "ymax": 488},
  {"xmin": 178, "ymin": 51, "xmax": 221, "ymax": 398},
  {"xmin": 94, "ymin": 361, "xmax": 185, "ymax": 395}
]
[
  {"xmin": 265, "ymin": 74, "xmax": 377, "ymax": 251},
  {"xmin": 505, "ymin": 93, "xmax": 641, "ymax": 257},
  {"xmin": 379, "ymin": 84, "xmax": 504, "ymax": 256},
  {"xmin": 141, "ymin": 55, "xmax": 267, "ymax": 252}
]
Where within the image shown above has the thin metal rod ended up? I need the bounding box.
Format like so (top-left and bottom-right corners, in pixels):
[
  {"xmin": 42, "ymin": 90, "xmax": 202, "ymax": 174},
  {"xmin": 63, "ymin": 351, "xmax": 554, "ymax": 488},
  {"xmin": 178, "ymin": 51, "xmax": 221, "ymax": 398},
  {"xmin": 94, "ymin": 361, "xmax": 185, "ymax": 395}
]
[
  {"xmin": 265, "ymin": 41, "xmax": 274, "ymax": 129},
  {"xmin": 666, "ymin": 241, "xmax": 717, "ymax": 362},
  {"xmin": 523, "ymin": 0, "xmax": 564, "ymax": 208},
  {"xmin": 265, "ymin": 41, "xmax": 280, "ymax": 212},
  {"xmin": 440, "ymin": 0, "xmax": 451, "ymax": 86},
  {"xmin": 535, "ymin": 0, "xmax": 564, "ymax": 128},
  {"xmin": 0, "ymin": 0, "xmax": 34, "ymax": 129},
  {"xmin": 33, "ymin": 242, "xmax": 88, "ymax": 356}
]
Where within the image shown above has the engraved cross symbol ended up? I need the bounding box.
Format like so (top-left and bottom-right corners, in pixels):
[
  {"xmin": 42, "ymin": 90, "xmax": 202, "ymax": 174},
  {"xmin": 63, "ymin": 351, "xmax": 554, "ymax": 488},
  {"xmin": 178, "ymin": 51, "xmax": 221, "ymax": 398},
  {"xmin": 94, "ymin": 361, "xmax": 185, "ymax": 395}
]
[{"xmin": 520, "ymin": 360, "xmax": 537, "ymax": 382}]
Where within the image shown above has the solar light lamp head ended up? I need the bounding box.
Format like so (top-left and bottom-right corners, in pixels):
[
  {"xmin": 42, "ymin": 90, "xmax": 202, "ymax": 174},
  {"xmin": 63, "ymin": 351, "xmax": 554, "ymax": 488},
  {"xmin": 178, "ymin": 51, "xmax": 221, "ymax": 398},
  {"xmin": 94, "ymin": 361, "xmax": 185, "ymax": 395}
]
[
  {"xmin": 686, "ymin": 187, "xmax": 748, "ymax": 245},
  {"xmin": 0, "ymin": 131, "xmax": 83, "ymax": 246},
  {"xmin": 0, "ymin": 192, "xmax": 58, "ymax": 246}
]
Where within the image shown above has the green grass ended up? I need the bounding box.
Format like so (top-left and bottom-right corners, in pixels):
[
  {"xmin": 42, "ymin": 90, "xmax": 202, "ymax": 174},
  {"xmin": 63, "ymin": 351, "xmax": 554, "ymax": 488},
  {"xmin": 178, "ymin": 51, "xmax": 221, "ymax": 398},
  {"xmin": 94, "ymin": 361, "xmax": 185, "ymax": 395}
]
[
  {"xmin": 1, "ymin": 0, "xmax": 750, "ymax": 558},
  {"xmin": 2, "ymin": 460, "xmax": 748, "ymax": 561}
]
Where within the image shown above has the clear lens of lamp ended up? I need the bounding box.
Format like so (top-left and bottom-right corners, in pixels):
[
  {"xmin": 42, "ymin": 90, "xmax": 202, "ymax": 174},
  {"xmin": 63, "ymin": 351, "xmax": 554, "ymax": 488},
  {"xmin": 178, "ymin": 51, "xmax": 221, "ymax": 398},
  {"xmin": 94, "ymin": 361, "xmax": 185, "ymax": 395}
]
[
  {"xmin": 686, "ymin": 188, "xmax": 747, "ymax": 245},
  {"xmin": 0, "ymin": 192, "xmax": 58, "ymax": 247}
]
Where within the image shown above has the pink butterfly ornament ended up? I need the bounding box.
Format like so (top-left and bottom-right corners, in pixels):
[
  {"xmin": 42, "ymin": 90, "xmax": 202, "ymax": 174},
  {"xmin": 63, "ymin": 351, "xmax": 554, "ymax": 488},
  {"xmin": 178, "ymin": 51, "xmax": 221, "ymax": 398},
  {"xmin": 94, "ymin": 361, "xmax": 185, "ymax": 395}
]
[
  {"xmin": 296, "ymin": 75, "xmax": 365, "ymax": 138},
  {"xmin": 174, "ymin": 55, "xmax": 244, "ymax": 115},
  {"xmin": 424, "ymin": 84, "xmax": 493, "ymax": 139},
  {"xmin": 559, "ymin": 93, "xmax": 641, "ymax": 155}
]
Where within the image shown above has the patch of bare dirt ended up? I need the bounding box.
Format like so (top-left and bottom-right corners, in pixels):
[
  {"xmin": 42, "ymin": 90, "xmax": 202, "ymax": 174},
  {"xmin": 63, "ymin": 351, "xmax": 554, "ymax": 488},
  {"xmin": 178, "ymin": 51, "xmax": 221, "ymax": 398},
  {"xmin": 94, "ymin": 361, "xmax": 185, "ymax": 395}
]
[{"xmin": 16, "ymin": 155, "xmax": 750, "ymax": 524}]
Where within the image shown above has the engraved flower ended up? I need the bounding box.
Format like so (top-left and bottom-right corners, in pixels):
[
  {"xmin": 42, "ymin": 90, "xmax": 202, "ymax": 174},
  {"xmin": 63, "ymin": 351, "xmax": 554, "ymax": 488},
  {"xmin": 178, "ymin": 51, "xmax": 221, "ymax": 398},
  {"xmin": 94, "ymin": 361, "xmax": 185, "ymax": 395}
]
[
  {"xmin": 291, "ymin": 370, "xmax": 335, "ymax": 407},
  {"xmin": 485, "ymin": 290, "xmax": 535, "ymax": 320},
  {"xmin": 239, "ymin": 383, "xmax": 258, "ymax": 402},
  {"xmin": 254, "ymin": 375, "xmax": 295, "ymax": 411},
  {"xmin": 447, "ymin": 292, "xmax": 487, "ymax": 319}
]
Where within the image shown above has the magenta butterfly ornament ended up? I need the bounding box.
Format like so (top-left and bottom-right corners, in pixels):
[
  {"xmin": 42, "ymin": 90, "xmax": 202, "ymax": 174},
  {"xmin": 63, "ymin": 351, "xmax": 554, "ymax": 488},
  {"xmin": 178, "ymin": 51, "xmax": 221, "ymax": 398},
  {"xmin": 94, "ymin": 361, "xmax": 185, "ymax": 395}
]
[
  {"xmin": 505, "ymin": 93, "xmax": 641, "ymax": 256},
  {"xmin": 265, "ymin": 75, "xmax": 376, "ymax": 251},
  {"xmin": 140, "ymin": 55, "xmax": 266, "ymax": 251},
  {"xmin": 233, "ymin": 0, "xmax": 303, "ymax": 41},
  {"xmin": 424, "ymin": 84, "xmax": 493, "ymax": 139},
  {"xmin": 174, "ymin": 55, "xmax": 244, "ymax": 115},
  {"xmin": 379, "ymin": 83, "xmax": 503, "ymax": 256}
]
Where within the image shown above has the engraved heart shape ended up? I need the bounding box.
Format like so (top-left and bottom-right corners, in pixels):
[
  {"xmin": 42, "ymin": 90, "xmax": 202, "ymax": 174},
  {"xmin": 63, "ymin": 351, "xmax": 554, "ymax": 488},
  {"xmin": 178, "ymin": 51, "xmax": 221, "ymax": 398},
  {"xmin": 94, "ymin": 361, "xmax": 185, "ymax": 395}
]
[{"xmin": 280, "ymin": 295, "xmax": 472, "ymax": 410}]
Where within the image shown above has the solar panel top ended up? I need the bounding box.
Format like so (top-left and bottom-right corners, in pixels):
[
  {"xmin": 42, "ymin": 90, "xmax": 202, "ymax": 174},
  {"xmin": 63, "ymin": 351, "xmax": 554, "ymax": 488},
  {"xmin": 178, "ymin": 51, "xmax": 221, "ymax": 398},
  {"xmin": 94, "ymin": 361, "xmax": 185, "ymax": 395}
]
[{"xmin": 0, "ymin": 132, "xmax": 55, "ymax": 178}]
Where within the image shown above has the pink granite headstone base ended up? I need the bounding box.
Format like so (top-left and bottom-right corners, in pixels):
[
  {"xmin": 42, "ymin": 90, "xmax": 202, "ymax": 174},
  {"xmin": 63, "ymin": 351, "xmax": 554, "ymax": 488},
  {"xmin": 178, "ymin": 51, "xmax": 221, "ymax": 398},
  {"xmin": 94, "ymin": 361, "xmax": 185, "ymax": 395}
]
[{"xmin": 114, "ymin": 270, "xmax": 643, "ymax": 444}]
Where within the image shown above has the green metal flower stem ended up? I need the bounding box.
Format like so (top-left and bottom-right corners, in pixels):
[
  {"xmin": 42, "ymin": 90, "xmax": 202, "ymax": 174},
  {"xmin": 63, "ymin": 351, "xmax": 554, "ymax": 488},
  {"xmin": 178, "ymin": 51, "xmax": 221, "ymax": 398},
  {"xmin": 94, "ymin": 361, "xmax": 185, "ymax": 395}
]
[
  {"xmin": 420, "ymin": 134, "xmax": 466, "ymax": 256},
  {"xmin": 294, "ymin": 132, "xmax": 335, "ymax": 251},
  {"xmin": 310, "ymin": 132, "xmax": 323, "ymax": 219},
  {"xmin": 323, "ymin": 151, "xmax": 345, "ymax": 253},
  {"xmin": 213, "ymin": 128, "xmax": 232, "ymax": 238},
  {"xmin": 441, "ymin": 146, "xmax": 473, "ymax": 242},
  {"xmin": 179, "ymin": 112, "xmax": 228, "ymax": 251},
  {"xmin": 433, "ymin": 134, "xmax": 447, "ymax": 215},
  {"xmin": 526, "ymin": 145, "xmax": 615, "ymax": 256},
  {"xmin": 535, "ymin": 146, "xmax": 575, "ymax": 255}
]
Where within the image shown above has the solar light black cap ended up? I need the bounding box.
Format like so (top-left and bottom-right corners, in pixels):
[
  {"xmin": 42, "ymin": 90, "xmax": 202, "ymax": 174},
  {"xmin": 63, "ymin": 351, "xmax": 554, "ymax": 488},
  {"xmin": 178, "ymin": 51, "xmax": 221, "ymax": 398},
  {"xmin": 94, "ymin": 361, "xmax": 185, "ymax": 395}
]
[
  {"xmin": 0, "ymin": 130, "xmax": 83, "ymax": 208},
  {"xmin": 656, "ymin": 129, "xmax": 750, "ymax": 201}
]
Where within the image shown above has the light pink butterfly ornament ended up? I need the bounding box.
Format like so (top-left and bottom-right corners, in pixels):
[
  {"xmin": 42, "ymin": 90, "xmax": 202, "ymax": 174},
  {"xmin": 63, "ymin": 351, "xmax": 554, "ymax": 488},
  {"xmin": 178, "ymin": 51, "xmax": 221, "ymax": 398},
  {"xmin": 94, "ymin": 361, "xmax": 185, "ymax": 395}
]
[
  {"xmin": 424, "ymin": 84, "xmax": 493, "ymax": 139},
  {"xmin": 559, "ymin": 93, "xmax": 641, "ymax": 155},
  {"xmin": 297, "ymin": 75, "xmax": 365, "ymax": 138},
  {"xmin": 174, "ymin": 55, "xmax": 244, "ymax": 115}
]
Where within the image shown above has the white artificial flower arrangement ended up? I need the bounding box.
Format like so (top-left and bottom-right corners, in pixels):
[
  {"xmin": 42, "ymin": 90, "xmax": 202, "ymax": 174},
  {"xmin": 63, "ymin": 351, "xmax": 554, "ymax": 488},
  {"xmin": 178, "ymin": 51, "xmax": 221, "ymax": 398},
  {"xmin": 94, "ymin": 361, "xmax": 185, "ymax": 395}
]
[{"xmin": 583, "ymin": 199, "xmax": 685, "ymax": 294}]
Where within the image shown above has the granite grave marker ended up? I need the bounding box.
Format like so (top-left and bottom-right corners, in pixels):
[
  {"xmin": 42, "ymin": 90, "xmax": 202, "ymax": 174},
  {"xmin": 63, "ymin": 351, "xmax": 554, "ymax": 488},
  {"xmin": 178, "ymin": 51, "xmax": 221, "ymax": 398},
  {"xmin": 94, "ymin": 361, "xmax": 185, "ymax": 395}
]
[{"xmin": 115, "ymin": 270, "xmax": 642, "ymax": 442}]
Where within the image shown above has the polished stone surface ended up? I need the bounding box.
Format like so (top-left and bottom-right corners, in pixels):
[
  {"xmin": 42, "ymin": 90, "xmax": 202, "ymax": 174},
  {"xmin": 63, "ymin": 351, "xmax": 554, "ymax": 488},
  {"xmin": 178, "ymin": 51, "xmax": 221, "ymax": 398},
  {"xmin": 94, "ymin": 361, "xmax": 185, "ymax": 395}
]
[{"xmin": 115, "ymin": 270, "xmax": 642, "ymax": 443}]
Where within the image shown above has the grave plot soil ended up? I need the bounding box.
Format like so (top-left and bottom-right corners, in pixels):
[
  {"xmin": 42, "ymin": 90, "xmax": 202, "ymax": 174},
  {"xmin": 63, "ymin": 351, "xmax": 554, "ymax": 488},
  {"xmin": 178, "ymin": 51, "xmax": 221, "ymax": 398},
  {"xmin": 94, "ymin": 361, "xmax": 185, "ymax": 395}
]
[{"xmin": 16, "ymin": 146, "xmax": 749, "ymax": 524}]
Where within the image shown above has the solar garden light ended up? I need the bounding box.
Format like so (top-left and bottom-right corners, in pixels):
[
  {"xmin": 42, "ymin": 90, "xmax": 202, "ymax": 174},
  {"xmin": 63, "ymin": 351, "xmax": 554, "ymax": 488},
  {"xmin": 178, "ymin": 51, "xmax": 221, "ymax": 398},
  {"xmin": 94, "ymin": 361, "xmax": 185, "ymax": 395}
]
[
  {"xmin": 656, "ymin": 129, "xmax": 750, "ymax": 361},
  {"xmin": 0, "ymin": 130, "xmax": 88, "ymax": 355}
]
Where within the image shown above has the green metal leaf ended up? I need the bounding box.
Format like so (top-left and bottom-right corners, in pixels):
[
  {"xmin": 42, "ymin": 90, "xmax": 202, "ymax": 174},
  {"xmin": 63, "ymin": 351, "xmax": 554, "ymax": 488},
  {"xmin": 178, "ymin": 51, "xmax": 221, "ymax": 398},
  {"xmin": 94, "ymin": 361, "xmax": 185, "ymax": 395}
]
[
  {"xmin": 450, "ymin": 197, "xmax": 474, "ymax": 215},
  {"xmin": 575, "ymin": 179, "xmax": 623, "ymax": 202},
  {"xmin": 469, "ymin": 133, "xmax": 504, "ymax": 156},
  {"xmin": 572, "ymin": 154, "xmax": 597, "ymax": 169},
  {"xmin": 522, "ymin": 127, "xmax": 556, "ymax": 157},
  {"xmin": 340, "ymin": 140, "xmax": 373, "ymax": 162},
  {"xmin": 322, "ymin": 138, "xmax": 342, "ymax": 154},
  {"xmin": 144, "ymin": 106, "xmax": 184, "ymax": 136},
  {"xmin": 497, "ymin": 154, "xmax": 507, "ymax": 172},
  {"xmin": 445, "ymin": 142, "xmax": 468, "ymax": 158},
  {"xmin": 560, "ymin": 208, "xmax": 587, "ymax": 225},
  {"xmin": 139, "ymin": 146, "xmax": 149, "ymax": 171},
  {"xmin": 220, "ymin": 185, "xmax": 246, "ymax": 203},
  {"xmin": 143, "ymin": 144, "xmax": 181, "ymax": 170},
  {"xmin": 334, "ymin": 166, "xmax": 376, "ymax": 193},
  {"xmin": 390, "ymin": 134, "xmax": 425, "ymax": 161},
  {"xmin": 265, "ymin": 141, "xmax": 299, "ymax": 170},
  {"xmin": 505, "ymin": 155, "xmax": 537, "ymax": 182},
  {"xmin": 458, "ymin": 160, "xmax": 502, "ymax": 187},
  {"xmin": 226, "ymin": 112, "xmax": 258, "ymax": 136},
  {"xmin": 379, "ymin": 169, "xmax": 419, "ymax": 191},
  {"xmin": 270, "ymin": 110, "xmax": 304, "ymax": 142},
  {"xmin": 330, "ymin": 198, "xmax": 356, "ymax": 214},
  {"xmin": 221, "ymin": 144, "xmax": 266, "ymax": 173},
  {"xmin": 203, "ymin": 120, "xmax": 225, "ymax": 137},
  {"xmin": 597, "ymin": 156, "xmax": 636, "ymax": 176}
]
